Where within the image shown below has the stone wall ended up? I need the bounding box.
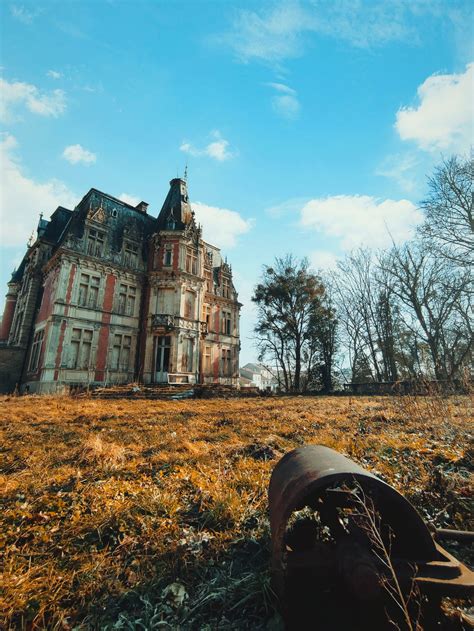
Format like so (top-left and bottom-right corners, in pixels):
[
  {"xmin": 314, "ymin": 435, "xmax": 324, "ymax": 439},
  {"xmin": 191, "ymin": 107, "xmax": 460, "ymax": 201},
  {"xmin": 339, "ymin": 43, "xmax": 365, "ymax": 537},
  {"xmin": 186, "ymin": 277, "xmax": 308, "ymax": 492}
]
[{"xmin": 0, "ymin": 345, "xmax": 26, "ymax": 393}]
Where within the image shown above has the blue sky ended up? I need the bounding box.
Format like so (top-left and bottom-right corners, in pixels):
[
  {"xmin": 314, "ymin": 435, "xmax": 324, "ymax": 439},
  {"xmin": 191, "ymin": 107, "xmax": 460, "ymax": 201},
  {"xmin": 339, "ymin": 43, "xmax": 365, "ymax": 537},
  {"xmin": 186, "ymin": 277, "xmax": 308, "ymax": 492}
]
[{"xmin": 1, "ymin": 0, "xmax": 472, "ymax": 364}]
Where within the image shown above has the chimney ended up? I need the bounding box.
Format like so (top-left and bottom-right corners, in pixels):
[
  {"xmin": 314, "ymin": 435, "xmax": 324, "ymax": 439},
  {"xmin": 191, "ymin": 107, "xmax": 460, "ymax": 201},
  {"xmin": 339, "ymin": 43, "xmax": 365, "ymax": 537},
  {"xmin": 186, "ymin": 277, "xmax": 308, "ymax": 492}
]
[{"xmin": 136, "ymin": 201, "xmax": 149, "ymax": 214}]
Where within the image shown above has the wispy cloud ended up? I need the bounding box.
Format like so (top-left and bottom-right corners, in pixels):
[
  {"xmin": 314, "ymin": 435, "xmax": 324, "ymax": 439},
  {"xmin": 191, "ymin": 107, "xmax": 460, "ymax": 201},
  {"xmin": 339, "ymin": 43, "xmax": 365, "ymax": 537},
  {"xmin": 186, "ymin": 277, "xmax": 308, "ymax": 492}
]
[
  {"xmin": 47, "ymin": 70, "xmax": 62, "ymax": 80},
  {"xmin": 219, "ymin": 1, "xmax": 471, "ymax": 66},
  {"xmin": 62, "ymin": 144, "xmax": 97, "ymax": 165},
  {"xmin": 180, "ymin": 130, "xmax": 235, "ymax": 162},
  {"xmin": 395, "ymin": 62, "xmax": 473, "ymax": 154},
  {"xmin": 266, "ymin": 82, "xmax": 300, "ymax": 119},
  {"xmin": 219, "ymin": 0, "xmax": 417, "ymax": 66},
  {"xmin": 375, "ymin": 153, "xmax": 421, "ymax": 193},
  {"xmin": 10, "ymin": 5, "xmax": 39, "ymax": 24},
  {"xmin": 0, "ymin": 77, "xmax": 66, "ymax": 122}
]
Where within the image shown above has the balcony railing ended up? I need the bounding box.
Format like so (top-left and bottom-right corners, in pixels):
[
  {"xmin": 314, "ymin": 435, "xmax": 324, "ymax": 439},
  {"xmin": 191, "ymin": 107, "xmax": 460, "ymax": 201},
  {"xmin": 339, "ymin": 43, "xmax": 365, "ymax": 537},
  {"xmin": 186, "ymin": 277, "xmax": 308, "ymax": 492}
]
[{"xmin": 152, "ymin": 314, "xmax": 208, "ymax": 335}]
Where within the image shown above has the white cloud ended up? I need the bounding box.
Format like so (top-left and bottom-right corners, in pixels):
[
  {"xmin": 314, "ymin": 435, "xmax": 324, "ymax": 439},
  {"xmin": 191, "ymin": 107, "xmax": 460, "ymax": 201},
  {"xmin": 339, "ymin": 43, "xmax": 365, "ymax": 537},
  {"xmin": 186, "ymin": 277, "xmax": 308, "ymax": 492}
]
[
  {"xmin": 119, "ymin": 193, "xmax": 140, "ymax": 207},
  {"xmin": 395, "ymin": 63, "xmax": 473, "ymax": 153},
  {"xmin": 221, "ymin": 1, "xmax": 419, "ymax": 65},
  {"xmin": 0, "ymin": 77, "xmax": 66, "ymax": 121},
  {"xmin": 309, "ymin": 250, "xmax": 339, "ymax": 271},
  {"xmin": 10, "ymin": 5, "xmax": 38, "ymax": 24},
  {"xmin": 375, "ymin": 153, "xmax": 421, "ymax": 193},
  {"xmin": 62, "ymin": 144, "xmax": 97, "ymax": 165},
  {"xmin": 265, "ymin": 196, "xmax": 308, "ymax": 218},
  {"xmin": 266, "ymin": 82, "xmax": 296, "ymax": 95},
  {"xmin": 180, "ymin": 130, "xmax": 234, "ymax": 162},
  {"xmin": 0, "ymin": 133, "xmax": 78, "ymax": 247},
  {"xmin": 223, "ymin": 2, "xmax": 308, "ymax": 64},
  {"xmin": 47, "ymin": 70, "xmax": 62, "ymax": 80},
  {"xmin": 272, "ymin": 93, "xmax": 300, "ymax": 119},
  {"xmin": 300, "ymin": 194, "xmax": 422, "ymax": 250},
  {"xmin": 266, "ymin": 82, "xmax": 301, "ymax": 119},
  {"xmin": 192, "ymin": 201, "xmax": 253, "ymax": 249}
]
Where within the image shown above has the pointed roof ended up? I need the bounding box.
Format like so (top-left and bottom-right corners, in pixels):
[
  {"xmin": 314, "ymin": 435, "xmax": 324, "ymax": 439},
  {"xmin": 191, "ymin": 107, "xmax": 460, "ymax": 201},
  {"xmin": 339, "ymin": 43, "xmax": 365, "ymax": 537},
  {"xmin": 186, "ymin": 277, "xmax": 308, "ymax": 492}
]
[{"xmin": 156, "ymin": 178, "xmax": 193, "ymax": 230}]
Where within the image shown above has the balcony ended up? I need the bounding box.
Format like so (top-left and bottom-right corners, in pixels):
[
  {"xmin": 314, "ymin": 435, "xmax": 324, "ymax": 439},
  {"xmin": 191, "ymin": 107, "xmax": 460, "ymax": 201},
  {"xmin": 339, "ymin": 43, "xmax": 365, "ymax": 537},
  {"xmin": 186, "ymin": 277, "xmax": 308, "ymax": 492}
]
[{"xmin": 152, "ymin": 314, "xmax": 208, "ymax": 335}]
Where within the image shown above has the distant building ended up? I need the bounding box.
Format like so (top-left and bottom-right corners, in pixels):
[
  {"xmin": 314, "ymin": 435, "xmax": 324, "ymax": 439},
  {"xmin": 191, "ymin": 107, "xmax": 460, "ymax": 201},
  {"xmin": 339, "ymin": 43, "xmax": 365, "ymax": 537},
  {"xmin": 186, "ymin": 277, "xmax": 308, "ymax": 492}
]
[
  {"xmin": 239, "ymin": 363, "xmax": 278, "ymax": 391},
  {"xmin": 0, "ymin": 178, "xmax": 241, "ymax": 392}
]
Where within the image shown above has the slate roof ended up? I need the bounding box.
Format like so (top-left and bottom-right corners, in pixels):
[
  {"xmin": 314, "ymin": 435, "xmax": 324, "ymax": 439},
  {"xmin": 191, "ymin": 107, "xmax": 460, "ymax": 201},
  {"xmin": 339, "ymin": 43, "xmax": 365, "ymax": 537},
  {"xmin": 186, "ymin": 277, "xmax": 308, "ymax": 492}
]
[{"xmin": 156, "ymin": 178, "xmax": 193, "ymax": 230}]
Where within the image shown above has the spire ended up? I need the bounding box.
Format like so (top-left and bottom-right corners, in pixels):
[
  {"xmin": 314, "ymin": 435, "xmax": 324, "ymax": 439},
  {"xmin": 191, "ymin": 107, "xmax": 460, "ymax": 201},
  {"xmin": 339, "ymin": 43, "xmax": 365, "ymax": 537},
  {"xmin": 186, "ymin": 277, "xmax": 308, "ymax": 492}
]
[{"xmin": 156, "ymin": 177, "xmax": 193, "ymax": 230}]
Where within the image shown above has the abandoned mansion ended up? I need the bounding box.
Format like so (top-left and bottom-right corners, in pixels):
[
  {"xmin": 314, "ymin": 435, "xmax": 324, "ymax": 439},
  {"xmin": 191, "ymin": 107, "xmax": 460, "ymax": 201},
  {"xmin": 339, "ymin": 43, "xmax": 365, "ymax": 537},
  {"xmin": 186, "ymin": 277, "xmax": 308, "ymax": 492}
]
[{"xmin": 0, "ymin": 178, "xmax": 241, "ymax": 393}]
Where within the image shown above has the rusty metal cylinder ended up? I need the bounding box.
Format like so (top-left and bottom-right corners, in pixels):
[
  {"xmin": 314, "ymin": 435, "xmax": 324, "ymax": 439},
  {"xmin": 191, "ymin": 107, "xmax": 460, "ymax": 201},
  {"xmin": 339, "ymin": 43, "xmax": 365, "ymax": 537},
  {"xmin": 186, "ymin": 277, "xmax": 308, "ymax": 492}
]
[{"xmin": 268, "ymin": 445, "xmax": 438, "ymax": 600}]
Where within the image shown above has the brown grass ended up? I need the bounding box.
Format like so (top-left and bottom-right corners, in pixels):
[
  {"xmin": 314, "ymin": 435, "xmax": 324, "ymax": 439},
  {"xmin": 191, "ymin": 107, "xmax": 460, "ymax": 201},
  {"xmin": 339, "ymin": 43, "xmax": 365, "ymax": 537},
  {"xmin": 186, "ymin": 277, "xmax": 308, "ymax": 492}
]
[{"xmin": 0, "ymin": 394, "xmax": 472, "ymax": 629}]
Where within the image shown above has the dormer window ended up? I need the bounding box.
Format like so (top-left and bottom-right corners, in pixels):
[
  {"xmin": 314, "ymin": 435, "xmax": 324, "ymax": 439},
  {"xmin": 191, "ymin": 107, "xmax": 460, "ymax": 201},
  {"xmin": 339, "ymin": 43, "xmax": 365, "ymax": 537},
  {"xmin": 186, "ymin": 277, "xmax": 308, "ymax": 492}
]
[
  {"xmin": 222, "ymin": 277, "xmax": 231, "ymax": 299},
  {"xmin": 87, "ymin": 229, "xmax": 105, "ymax": 257},
  {"xmin": 111, "ymin": 208, "xmax": 118, "ymax": 218},
  {"xmin": 123, "ymin": 241, "xmax": 139, "ymax": 268},
  {"xmin": 165, "ymin": 212, "xmax": 176, "ymax": 230}
]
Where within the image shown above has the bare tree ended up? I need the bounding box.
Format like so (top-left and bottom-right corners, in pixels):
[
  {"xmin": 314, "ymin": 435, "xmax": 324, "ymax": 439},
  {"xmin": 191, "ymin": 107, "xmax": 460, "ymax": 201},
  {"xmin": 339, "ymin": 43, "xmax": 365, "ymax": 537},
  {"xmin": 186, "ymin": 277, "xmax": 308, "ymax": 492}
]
[
  {"xmin": 419, "ymin": 155, "xmax": 473, "ymax": 267},
  {"xmin": 382, "ymin": 243, "xmax": 472, "ymax": 380},
  {"xmin": 333, "ymin": 249, "xmax": 403, "ymax": 382}
]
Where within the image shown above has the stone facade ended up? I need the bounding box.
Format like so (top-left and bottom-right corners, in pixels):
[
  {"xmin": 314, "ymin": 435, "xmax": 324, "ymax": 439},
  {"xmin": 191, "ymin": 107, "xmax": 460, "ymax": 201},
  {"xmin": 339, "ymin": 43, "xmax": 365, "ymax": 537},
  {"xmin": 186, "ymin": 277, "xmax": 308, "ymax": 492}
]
[{"xmin": 0, "ymin": 178, "xmax": 241, "ymax": 393}]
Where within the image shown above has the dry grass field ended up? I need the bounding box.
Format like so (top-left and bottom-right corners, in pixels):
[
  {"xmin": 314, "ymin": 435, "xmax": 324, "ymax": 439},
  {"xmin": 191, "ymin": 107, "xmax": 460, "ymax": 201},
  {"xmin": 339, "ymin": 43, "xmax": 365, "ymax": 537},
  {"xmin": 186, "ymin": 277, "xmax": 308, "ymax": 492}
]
[{"xmin": 0, "ymin": 393, "xmax": 472, "ymax": 630}]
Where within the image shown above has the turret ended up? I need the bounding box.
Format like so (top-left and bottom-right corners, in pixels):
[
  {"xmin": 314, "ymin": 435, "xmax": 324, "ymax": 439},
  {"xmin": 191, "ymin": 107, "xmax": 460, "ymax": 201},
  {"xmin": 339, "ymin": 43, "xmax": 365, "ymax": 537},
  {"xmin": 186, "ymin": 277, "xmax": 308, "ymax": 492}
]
[{"xmin": 156, "ymin": 178, "xmax": 193, "ymax": 230}]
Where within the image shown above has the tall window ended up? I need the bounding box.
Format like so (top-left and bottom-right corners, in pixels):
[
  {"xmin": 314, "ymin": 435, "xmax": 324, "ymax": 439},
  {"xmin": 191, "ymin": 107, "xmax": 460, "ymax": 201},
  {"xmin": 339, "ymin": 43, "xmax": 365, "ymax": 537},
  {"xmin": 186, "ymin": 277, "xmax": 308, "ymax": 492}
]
[
  {"xmin": 222, "ymin": 278, "xmax": 231, "ymax": 299},
  {"xmin": 202, "ymin": 304, "xmax": 211, "ymax": 329},
  {"xmin": 117, "ymin": 284, "xmax": 136, "ymax": 316},
  {"xmin": 204, "ymin": 271, "xmax": 213, "ymax": 293},
  {"xmin": 11, "ymin": 309, "xmax": 24, "ymax": 343},
  {"xmin": 78, "ymin": 273, "xmax": 100, "ymax": 308},
  {"xmin": 69, "ymin": 328, "xmax": 93, "ymax": 369},
  {"xmin": 123, "ymin": 242, "xmax": 139, "ymax": 268},
  {"xmin": 221, "ymin": 310, "xmax": 232, "ymax": 335},
  {"xmin": 182, "ymin": 337, "xmax": 194, "ymax": 372},
  {"xmin": 87, "ymin": 229, "xmax": 105, "ymax": 257},
  {"xmin": 204, "ymin": 345, "xmax": 212, "ymax": 374},
  {"xmin": 184, "ymin": 290, "xmax": 195, "ymax": 319},
  {"xmin": 185, "ymin": 248, "xmax": 198, "ymax": 275},
  {"xmin": 221, "ymin": 349, "xmax": 232, "ymax": 376},
  {"xmin": 28, "ymin": 329, "xmax": 44, "ymax": 372},
  {"xmin": 111, "ymin": 334, "xmax": 132, "ymax": 371},
  {"xmin": 164, "ymin": 245, "xmax": 173, "ymax": 266}
]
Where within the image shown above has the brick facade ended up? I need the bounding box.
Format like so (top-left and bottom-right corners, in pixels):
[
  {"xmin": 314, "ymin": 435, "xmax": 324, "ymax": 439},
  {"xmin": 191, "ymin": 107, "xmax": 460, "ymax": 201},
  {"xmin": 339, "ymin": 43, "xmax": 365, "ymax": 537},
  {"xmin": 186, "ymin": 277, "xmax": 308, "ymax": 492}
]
[{"xmin": 0, "ymin": 178, "xmax": 241, "ymax": 393}]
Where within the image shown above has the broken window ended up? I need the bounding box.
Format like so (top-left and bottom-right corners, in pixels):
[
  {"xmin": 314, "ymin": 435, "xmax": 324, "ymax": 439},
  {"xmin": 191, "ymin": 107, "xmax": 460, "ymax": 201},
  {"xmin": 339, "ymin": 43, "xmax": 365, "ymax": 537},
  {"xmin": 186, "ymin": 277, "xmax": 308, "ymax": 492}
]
[
  {"xmin": 164, "ymin": 245, "xmax": 173, "ymax": 266},
  {"xmin": 221, "ymin": 310, "xmax": 232, "ymax": 335},
  {"xmin": 123, "ymin": 242, "xmax": 139, "ymax": 268},
  {"xmin": 69, "ymin": 328, "xmax": 93, "ymax": 369},
  {"xmin": 111, "ymin": 334, "xmax": 132, "ymax": 371},
  {"xmin": 185, "ymin": 248, "xmax": 198, "ymax": 275},
  {"xmin": 28, "ymin": 329, "xmax": 44, "ymax": 372},
  {"xmin": 222, "ymin": 277, "xmax": 231, "ymax": 299},
  {"xmin": 182, "ymin": 337, "xmax": 194, "ymax": 372},
  {"xmin": 204, "ymin": 271, "xmax": 213, "ymax": 293},
  {"xmin": 78, "ymin": 273, "xmax": 100, "ymax": 308},
  {"xmin": 221, "ymin": 348, "xmax": 232, "ymax": 376},
  {"xmin": 204, "ymin": 345, "xmax": 212, "ymax": 374},
  {"xmin": 87, "ymin": 229, "xmax": 105, "ymax": 257},
  {"xmin": 202, "ymin": 304, "xmax": 211, "ymax": 330},
  {"xmin": 117, "ymin": 284, "xmax": 136, "ymax": 316},
  {"xmin": 184, "ymin": 290, "xmax": 195, "ymax": 319}
]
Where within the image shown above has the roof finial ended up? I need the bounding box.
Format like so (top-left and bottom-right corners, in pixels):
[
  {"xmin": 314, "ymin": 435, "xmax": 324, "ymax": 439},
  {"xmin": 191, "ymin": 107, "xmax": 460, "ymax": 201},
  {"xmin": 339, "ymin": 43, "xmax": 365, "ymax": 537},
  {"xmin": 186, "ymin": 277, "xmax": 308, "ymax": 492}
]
[{"xmin": 184, "ymin": 163, "xmax": 188, "ymax": 182}]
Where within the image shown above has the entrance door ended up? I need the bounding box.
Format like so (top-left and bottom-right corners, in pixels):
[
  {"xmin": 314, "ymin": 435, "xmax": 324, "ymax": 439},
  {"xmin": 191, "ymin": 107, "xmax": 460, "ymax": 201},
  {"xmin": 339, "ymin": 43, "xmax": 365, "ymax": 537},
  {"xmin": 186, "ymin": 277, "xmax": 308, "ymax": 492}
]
[{"xmin": 155, "ymin": 336, "xmax": 171, "ymax": 383}]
